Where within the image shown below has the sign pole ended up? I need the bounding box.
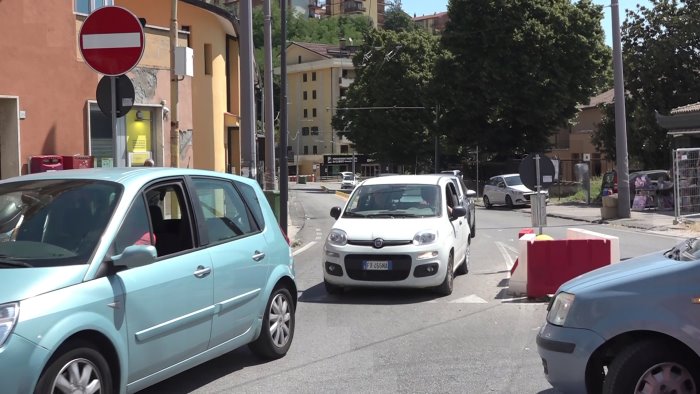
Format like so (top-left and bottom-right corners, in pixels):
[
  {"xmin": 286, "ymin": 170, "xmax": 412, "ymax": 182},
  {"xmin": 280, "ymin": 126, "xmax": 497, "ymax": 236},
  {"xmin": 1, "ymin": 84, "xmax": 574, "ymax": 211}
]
[
  {"xmin": 535, "ymin": 154, "xmax": 543, "ymax": 234},
  {"xmin": 110, "ymin": 76, "xmax": 119, "ymax": 167}
]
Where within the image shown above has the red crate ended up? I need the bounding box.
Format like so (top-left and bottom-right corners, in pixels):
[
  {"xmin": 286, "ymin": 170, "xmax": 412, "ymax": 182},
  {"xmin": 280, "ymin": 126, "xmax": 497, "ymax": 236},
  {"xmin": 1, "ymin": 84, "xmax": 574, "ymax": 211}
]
[
  {"xmin": 62, "ymin": 155, "xmax": 94, "ymax": 169},
  {"xmin": 29, "ymin": 155, "xmax": 63, "ymax": 173}
]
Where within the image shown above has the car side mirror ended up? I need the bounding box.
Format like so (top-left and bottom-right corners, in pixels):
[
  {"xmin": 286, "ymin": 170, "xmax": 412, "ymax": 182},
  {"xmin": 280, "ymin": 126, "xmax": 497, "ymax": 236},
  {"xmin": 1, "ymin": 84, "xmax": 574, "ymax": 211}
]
[
  {"xmin": 330, "ymin": 206, "xmax": 342, "ymax": 220},
  {"xmin": 466, "ymin": 190, "xmax": 476, "ymax": 198},
  {"xmin": 451, "ymin": 206, "xmax": 467, "ymax": 219},
  {"xmin": 111, "ymin": 245, "xmax": 157, "ymax": 269}
]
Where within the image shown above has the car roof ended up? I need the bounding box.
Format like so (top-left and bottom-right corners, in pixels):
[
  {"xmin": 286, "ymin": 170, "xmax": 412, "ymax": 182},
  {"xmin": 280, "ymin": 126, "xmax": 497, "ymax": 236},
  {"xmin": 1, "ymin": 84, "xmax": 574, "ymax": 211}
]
[
  {"xmin": 492, "ymin": 173, "xmax": 519, "ymax": 178},
  {"xmin": 361, "ymin": 174, "xmax": 445, "ymax": 186},
  {"xmin": 1, "ymin": 167, "xmax": 256, "ymax": 189}
]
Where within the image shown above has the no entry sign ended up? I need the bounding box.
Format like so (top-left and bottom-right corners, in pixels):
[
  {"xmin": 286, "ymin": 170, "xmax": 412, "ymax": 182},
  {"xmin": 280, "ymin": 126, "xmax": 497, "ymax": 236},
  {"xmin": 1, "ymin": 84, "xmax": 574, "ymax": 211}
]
[{"xmin": 79, "ymin": 6, "xmax": 145, "ymax": 76}]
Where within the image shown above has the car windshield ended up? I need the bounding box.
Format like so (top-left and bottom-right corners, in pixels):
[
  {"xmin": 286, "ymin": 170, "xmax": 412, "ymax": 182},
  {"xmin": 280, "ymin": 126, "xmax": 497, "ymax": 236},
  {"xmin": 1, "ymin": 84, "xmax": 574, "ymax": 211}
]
[
  {"xmin": 343, "ymin": 175, "xmax": 354, "ymax": 181},
  {"xmin": 0, "ymin": 179, "xmax": 121, "ymax": 268},
  {"xmin": 343, "ymin": 184, "xmax": 441, "ymax": 218},
  {"xmin": 504, "ymin": 175, "xmax": 523, "ymax": 186}
]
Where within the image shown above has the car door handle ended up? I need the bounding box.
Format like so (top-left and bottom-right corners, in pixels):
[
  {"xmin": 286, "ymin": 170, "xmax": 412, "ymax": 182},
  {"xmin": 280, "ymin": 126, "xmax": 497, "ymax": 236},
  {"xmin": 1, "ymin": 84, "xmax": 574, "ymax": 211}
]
[
  {"xmin": 252, "ymin": 251, "xmax": 265, "ymax": 262},
  {"xmin": 194, "ymin": 265, "xmax": 212, "ymax": 278}
]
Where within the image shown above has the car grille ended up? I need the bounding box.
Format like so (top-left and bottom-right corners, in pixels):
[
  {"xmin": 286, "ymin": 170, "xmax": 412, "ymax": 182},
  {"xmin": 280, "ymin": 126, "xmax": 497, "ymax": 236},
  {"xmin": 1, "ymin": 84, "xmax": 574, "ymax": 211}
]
[
  {"xmin": 347, "ymin": 240, "xmax": 413, "ymax": 247},
  {"xmin": 344, "ymin": 254, "xmax": 412, "ymax": 281}
]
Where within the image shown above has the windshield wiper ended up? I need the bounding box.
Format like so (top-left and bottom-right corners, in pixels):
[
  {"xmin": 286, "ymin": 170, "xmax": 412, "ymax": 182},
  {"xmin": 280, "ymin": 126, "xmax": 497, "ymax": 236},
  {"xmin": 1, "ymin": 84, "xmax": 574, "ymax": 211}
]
[
  {"xmin": 0, "ymin": 259, "xmax": 33, "ymax": 268},
  {"xmin": 342, "ymin": 212, "xmax": 366, "ymax": 218}
]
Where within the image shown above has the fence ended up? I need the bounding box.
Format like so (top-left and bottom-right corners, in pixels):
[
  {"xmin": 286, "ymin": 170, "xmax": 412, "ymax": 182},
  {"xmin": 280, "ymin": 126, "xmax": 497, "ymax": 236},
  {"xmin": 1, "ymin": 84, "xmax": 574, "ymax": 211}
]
[{"xmin": 673, "ymin": 148, "xmax": 700, "ymax": 221}]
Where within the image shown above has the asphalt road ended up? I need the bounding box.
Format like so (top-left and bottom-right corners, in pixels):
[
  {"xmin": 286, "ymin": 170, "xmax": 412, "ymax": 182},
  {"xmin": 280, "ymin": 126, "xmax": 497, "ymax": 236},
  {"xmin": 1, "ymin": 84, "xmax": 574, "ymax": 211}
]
[{"xmin": 139, "ymin": 183, "xmax": 686, "ymax": 394}]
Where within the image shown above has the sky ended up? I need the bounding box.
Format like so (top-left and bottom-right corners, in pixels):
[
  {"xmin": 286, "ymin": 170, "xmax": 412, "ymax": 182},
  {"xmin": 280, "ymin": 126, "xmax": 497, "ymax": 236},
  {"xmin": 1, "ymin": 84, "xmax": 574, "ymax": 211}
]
[{"xmin": 400, "ymin": 0, "xmax": 652, "ymax": 47}]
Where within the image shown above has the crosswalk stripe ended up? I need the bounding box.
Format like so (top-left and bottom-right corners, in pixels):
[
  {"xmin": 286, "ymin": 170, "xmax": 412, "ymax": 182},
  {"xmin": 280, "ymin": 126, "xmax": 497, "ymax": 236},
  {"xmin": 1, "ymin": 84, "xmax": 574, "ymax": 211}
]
[{"xmin": 449, "ymin": 294, "xmax": 488, "ymax": 304}]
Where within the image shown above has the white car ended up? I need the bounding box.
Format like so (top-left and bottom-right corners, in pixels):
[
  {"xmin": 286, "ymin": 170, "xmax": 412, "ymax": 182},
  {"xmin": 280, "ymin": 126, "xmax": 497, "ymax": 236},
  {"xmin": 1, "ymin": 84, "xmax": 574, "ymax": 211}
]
[
  {"xmin": 323, "ymin": 175, "xmax": 471, "ymax": 296},
  {"xmin": 340, "ymin": 173, "xmax": 357, "ymax": 190},
  {"xmin": 482, "ymin": 173, "xmax": 549, "ymax": 209}
]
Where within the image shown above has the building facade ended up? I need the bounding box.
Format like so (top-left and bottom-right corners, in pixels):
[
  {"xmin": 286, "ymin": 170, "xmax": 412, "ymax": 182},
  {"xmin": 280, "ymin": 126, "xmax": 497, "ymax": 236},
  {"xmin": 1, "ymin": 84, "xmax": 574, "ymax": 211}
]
[
  {"xmin": 0, "ymin": 0, "xmax": 242, "ymax": 178},
  {"xmin": 412, "ymin": 12, "xmax": 448, "ymax": 35},
  {"xmin": 317, "ymin": 0, "xmax": 384, "ymax": 27}
]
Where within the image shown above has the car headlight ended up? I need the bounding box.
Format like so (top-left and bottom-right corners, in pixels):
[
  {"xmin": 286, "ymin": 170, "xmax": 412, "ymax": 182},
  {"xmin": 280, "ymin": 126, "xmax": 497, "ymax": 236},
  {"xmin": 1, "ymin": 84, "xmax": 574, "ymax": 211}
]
[
  {"xmin": 327, "ymin": 229, "xmax": 347, "ymax": 246},
  {"xmin": 0, "ymin": 302, "xmax": 19, "ymax": 348},
  {"xmin": 547, "ymin": 292, "xmax": 575, "ymax": 326},
  {"xmin": 413, "ymin": 229, "xmax": 438, "ymax": 245}
]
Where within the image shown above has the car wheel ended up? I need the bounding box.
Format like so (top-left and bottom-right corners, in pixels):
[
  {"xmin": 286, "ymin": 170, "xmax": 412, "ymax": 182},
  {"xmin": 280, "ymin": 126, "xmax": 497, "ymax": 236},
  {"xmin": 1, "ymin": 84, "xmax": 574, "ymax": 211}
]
[
  {"xmin": 324, "ymin": 280, "xmax": 343, "ymax": 295},
  {"xmin": 483, "ymin": 195, "xmax": 492, "ymax": 209},
  {"xmin": 249, "ymin": 286, "xmax": 295, "ymax": 359},
  {"xmin": 602, "ymin": 340, "xmax": 700, "ymax": 394},
  {"xmin": 35, "ymin": 341, "xmax": 113, "ymax": 394},
  {"xmin": 505, "ymin": 195, "xmax": 514, "ymax": 209},
  {"xmin": 435, "ymin": 253, "xmax": 454, "ymax": 296},
  {"xmin": 456, "ymin": 237, "xmax": 470, "ymax": 275}
]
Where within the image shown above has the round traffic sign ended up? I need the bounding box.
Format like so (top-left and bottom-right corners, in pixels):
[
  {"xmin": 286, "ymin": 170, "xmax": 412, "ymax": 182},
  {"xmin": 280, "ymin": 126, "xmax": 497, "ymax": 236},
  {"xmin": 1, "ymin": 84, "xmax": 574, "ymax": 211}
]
[
  {"xmin": 96, "ymin": 75, "xmax": 135, "ymax": 118},
  {"xmin": 79, "ymin": 6, "xmax": 145, "ymax": 76},
  {"xmin": 518, "ymin": 153, "xmax": 556, "ymax": 190}
]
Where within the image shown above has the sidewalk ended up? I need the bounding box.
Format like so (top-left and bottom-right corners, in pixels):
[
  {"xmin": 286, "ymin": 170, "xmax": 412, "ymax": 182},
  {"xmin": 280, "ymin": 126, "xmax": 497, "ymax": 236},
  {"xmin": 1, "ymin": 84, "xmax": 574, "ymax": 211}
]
[{"xmin": 507, "ymin": 201, "xmax": 699, "ymax": 238}]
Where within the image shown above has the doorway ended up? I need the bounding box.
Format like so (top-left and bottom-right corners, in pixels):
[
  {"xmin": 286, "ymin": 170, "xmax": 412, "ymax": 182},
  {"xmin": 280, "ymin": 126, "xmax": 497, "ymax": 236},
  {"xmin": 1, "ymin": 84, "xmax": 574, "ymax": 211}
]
[{"xmin": 0, "ymin": 96, "xmax": 21, "ymax": 178}]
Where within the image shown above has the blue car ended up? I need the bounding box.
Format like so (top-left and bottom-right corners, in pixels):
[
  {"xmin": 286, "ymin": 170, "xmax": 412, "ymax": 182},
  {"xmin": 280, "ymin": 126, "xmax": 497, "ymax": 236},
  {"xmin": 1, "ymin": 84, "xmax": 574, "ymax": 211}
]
[{"xmin": 0, "ymin": 167, "xmax": 296, "ymax": 393}]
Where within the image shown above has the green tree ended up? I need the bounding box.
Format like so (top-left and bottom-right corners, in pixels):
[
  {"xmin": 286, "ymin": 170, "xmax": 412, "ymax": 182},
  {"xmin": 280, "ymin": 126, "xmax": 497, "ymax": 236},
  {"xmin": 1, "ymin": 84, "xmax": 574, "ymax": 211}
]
[
  {"xmin": 332, "ymin": 29, "xmax": 441, "ymax": 170},
  {"xmin": 383, "ymin": 4, "xmax": 415, "ymax": 32},
  {"xmin": 592, "ymin": 0, "xmax": 700, "ymax": 169},
  {"xmin": 434, "ymin": 0, "xmax": 610, "ymax": 160}
]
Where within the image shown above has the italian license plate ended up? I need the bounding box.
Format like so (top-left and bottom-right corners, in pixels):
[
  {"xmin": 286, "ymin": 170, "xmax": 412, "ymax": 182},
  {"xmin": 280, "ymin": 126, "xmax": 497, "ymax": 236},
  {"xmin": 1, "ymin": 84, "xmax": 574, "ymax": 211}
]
[{"xmin": 363, "ymin": 260, "xmax": 392, "ymax": 270}]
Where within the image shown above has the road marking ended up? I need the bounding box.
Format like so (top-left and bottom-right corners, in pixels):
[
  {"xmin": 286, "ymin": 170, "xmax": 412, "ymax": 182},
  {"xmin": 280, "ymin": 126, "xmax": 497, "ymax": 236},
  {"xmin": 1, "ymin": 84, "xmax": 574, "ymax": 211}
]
[
  {"xmin": 496, "ymin": 241, "xmax": 516, "ymax": 273},
  {"xmin": 449, "ymin": 294, "xmax": 488, "ymax": 303},
  {"xmin": 315, "ymin": 228, "xmax": 324, "ymax": 240},
  {"xmin": 293, "ymin": 241, "xmax": 316, "ymax": 256}
]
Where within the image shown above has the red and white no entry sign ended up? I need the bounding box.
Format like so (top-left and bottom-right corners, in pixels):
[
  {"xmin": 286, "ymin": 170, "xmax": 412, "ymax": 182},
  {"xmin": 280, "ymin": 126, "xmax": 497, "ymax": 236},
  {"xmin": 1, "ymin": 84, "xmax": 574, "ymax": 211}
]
[{"xmin": 79, "ymin": 6, "xmax": 145, "ymax": 76}]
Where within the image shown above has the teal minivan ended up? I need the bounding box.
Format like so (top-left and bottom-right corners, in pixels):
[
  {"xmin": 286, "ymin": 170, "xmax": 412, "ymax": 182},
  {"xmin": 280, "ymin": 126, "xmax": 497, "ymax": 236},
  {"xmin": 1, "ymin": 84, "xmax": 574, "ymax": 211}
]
[{"xmin": 0, "ymin": 168, "xmax": 296, "ymax": 393}]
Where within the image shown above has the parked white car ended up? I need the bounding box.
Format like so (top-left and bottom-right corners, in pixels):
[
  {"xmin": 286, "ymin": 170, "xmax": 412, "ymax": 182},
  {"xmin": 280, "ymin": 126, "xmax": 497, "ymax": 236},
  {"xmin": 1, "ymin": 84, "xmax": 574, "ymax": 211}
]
[
  {"xmin": 323, "ymin": 175, "xmax": 471, "ymax": 296},
  {"xmin": 340, "ymin": 173, "xmax": 357, "ymax": 190},
  {"xmin": 482, "ymin": 173, "xmax": 549, "ymax": 209}
]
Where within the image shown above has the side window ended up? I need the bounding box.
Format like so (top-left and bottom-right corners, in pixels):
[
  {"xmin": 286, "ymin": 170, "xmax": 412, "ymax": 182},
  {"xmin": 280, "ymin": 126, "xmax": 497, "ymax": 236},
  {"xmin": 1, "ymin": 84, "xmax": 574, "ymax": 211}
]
[
  {"xmin": 114, "ymin": 195, "xmax": 154, "ymax": 255},
  {"xmin": 141, "ymin": 183, "xmax": 194, "ymax": 257},
  {"xmin": 193, "ymin": 178, "xmax": 259, "ymax": 244},
  {"xmin": 445, "ymin": 183, "xmax": 458, "ymax": 212},
  {"xmin": 236, "ymin": 181, "xmax": 265, "ymax": 229}
]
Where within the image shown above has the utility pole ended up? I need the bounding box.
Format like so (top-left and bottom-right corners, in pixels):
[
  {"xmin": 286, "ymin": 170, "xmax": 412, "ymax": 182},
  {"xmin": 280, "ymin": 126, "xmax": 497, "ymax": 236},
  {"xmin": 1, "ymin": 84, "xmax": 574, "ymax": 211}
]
[
  {"xmin": 170, "ymin": 0, "xmax": 179, "ymax": 168},
  {"xmin": 612, "ymin": 0, "xmax": 631, "ymax": 218},
  {"xmin": 240, "ymin": 0, "xmax": 257, "ymax": 179},
  {"xmin": 279, "ymin": 0, "xmax": 289, "ymax": 231},
  {"xmin": 263, "ymin": 0, "xmax": 276, "ymax": 190}
]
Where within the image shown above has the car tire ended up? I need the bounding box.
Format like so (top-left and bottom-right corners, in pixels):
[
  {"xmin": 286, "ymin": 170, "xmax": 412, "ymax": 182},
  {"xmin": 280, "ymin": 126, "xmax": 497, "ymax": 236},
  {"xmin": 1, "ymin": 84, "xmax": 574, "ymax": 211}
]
[
  {"xmin": 435, "ymin": 253, "xmax": 454, "ymax": 296},
  {"xmin": 470, "ymin": 220, "xmax": 476, "ymax": 238},
  {"xmin": 602, "ymin": 339, "xmax": 700, "ymax": 394},
  {"xmin": 35, "ymin": 340, "xmax": 113, "ymax": 394},
  {"xmin": 505, "ymin": 195, "xmax": 514, "ymax": 209},
  {"xmin": 456, "ymin": 237, "xmax": 470, "ymax": 275},
  {"xmin": 249, "ymin": 286, "xmax": 295, "ymax": 360},
  {"xmin": 483, "ymin": 195, "xmax": 492, "ymax": 209},
  {"xmin": 324, "ymin": 280, "xmax": 343, "ymax": 295}
]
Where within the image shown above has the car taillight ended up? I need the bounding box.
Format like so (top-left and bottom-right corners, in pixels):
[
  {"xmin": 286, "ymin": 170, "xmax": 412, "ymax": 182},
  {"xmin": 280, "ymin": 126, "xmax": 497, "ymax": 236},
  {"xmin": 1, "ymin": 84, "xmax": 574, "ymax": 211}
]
[{"xmin": 279, "ymin": 222, "xmax": 290, "ymax": 245}]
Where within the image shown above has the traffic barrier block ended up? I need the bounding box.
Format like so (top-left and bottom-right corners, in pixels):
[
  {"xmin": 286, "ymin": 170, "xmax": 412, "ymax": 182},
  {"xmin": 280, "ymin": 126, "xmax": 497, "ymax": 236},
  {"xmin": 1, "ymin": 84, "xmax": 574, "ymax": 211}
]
[
  {"xmin": 566, "ymin": 228, "xmax": 620, "ymax": 263},
  {"xmin": 519, "ymin": 228, "xmax": 534, "ymax": 239},
  {"xmin": 526, "ymin": 238, "xmax": 611, "ymax": 298},
  {"xmin": 508, "ymin": 233, "xmax": 537, "ymax": 296}
]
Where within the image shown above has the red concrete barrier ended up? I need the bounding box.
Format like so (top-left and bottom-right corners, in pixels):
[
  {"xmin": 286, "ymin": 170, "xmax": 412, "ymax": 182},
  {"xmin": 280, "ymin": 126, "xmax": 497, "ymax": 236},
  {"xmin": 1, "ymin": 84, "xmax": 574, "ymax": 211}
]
[
  {"xmin": 526, "ymin": 239, "xmax": 611, "ymax": 298},
  {"xmin": 519, "ymin": 228, "xmax": 535, "ymax": 239}
]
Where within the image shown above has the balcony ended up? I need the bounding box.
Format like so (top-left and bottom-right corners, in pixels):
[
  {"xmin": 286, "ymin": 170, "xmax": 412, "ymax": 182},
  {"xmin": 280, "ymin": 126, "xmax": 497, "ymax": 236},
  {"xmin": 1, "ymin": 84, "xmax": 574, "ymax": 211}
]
[{"xmin": 343, "ymin": 0, "xmax": 364, "ymax": 14}]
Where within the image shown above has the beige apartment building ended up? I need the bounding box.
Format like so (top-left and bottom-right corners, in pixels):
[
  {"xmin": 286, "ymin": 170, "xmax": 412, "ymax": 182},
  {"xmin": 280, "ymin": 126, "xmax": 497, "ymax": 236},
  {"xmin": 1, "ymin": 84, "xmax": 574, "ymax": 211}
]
[
  {"xmin": 283, "ymin": 41, "xmax": 369, "ymax": 178},
  {"xmin": 318, "ymin": 0, "xmax": 384, "ymax": 27},
  {"xmin": 412, "ymin": 12, "xmax": 448, "ymax": 35}
]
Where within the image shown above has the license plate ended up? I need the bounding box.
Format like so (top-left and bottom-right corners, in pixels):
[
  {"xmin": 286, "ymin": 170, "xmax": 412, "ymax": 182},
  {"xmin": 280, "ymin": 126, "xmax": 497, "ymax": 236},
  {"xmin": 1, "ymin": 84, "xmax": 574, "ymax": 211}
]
[{"xmin": 363, "ymin": 260, "xmax": 392, "ymax": 270}]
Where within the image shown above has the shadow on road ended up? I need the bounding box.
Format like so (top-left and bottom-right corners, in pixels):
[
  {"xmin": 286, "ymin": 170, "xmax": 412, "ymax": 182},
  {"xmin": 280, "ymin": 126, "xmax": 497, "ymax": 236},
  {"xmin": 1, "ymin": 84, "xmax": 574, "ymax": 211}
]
[
  {"xmin": 298, "ymin": 281, "xmax": 447, "ymax": 305},
  {"xmin": 494, "ymin": 288, "xmax": 551, "ymax": 304}
]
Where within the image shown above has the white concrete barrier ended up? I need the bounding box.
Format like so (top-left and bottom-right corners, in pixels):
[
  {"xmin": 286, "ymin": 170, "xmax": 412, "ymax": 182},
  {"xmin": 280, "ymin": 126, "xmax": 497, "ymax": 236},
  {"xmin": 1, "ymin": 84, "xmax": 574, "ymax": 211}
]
[
  {"xmin": 566, "ymin": 228, "xmax": 620, "ymax": 263},
  {"xmin": 508, "ymin": 233, "xmax": 537, "ymax": 296}
]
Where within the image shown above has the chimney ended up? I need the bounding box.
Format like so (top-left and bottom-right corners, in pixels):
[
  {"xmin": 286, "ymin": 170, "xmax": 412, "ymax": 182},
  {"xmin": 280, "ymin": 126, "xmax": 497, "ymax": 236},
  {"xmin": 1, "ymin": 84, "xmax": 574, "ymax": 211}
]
[{"xmin": 339, "ymin": 38, "xmax": 346, "ymax": 49}]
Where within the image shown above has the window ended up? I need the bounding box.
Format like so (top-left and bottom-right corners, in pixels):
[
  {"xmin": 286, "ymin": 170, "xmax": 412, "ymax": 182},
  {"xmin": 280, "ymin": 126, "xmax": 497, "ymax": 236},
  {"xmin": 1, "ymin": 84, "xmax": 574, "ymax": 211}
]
[
  {"xmin": 312, "ymin": 72, "xmax": 317, "ymax": 81},
  {"xmin": 303, "ymin": 73, "xmax": 308, "ymax": 82},
  {"xmin": 312, "ymin": 108, "xmax": 317, "ymax": 117},
  {"xmin": 313, "ymin": 145, "xmax": 318, "ymax": 154},
  {"xmin": 75, "ymin": 0, "xmax": 113, "ymax": 14},
  {"xmin": 312, "ymin": 90, "xmax": 317, "ymax": 100},
  {"xmin": 311, "ymin": 127, "xmax": 319, "ymax": 135},
  {"xmin": 298, "ymin": 55, "xmax": 302, "ymax": 64},
  {"xmin": 193, "ymin": 178, "xmax": 259, "ymax": 244},
  {"xmin": 204, "ymin": 44, "xmax": 212, "ymax": 75},
  {"xmin": 114, "ymin": 196, "xmax": 154, "ymax": 255},
  {"xmin": 302, "ymin": 127, "xmax": 310, "ymax": 136},
  {"xmin": 303, "ymin": 109, "xmax": 308, "ymax": 118},
  {"xmin": 138, "ymin": 183, "xmax": 194, "ymax": 257},
  {"xmin": 304, "ymin": 146, "xmax": 309, "ymax": 155},
  {"xmin": 303, "ymin": 91, "xmax": 308, "ymax": 100},
  {"xmin": 340, "ymin": 145, "xmax": 349, "ymax": 153}
]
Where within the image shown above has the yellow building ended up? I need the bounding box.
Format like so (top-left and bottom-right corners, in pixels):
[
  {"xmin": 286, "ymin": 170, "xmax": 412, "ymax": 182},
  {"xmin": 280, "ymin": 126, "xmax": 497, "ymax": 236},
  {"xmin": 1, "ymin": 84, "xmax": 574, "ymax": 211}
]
[
  {"xmin": 283, "ymin": 41, "xmax": 359, "ymax": 177},
  {"xmin": 322, "ymin": 0, "xmax": 384, "ymax": 27}
]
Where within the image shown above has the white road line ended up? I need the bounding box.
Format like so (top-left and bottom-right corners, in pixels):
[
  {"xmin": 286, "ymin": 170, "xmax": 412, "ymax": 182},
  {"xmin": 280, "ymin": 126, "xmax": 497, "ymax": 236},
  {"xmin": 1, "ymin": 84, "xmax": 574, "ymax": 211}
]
[
  {"xmin": 496, "ymin": 241, "xmax": 516, "ymax": 275},
  {"xmin": 449, "ymin": 294, "xmax": 488, "ymax": 304},
  {"xmin": 293, "ymin": 241, "xmax": 316, "ymax": 256},
  {"xmin": 502, "ymin": 243, "xmax": 519, "ymax": 255}
]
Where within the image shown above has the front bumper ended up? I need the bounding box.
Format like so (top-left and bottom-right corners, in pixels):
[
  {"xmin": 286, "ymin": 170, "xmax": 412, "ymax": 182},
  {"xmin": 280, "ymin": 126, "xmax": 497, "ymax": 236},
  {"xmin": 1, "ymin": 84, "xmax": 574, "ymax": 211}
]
[
  {"xmin": 536, "ymin": 322, "xmax": 605, "ymax": 394},
  {"xmin": 323, "ymin": 242, "xmax": 449, "ymax": 288},
  {"xmin": 0, "ymin": 333, "xmax": 48, "ymax": 393}
]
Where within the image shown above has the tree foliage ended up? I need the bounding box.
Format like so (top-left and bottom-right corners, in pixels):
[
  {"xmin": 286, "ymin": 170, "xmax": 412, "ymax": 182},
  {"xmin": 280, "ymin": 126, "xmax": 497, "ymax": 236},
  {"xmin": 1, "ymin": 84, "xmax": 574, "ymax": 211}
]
[
  {"xmin": 383, "ymin": 4, "xmax": 416, "ymax": 32},
  {"xmin": 434, "ymin": 0, "xmax": 610, "ymax": 160},
  {"xmin": 332, "ymin": 29, "xmax": 441, "ymax": 169},
  {"xmin": 592, "ymin": 0, "xmax": 700, "ymax": 169}
]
